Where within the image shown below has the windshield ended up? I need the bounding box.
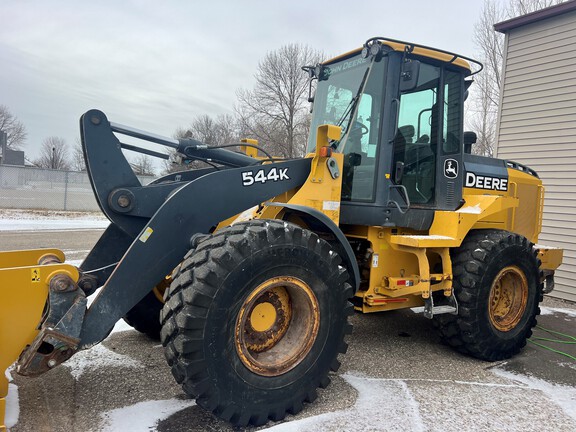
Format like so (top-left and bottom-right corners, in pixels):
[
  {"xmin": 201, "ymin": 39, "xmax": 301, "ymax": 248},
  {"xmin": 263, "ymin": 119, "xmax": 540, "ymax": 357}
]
[
  {"xmin": 308, "ymin": 55, "xmax": 373, "ymax": 152},
  {"xmin": 307, "ymin": 53, "xmax": 386, "ymax": 201}
]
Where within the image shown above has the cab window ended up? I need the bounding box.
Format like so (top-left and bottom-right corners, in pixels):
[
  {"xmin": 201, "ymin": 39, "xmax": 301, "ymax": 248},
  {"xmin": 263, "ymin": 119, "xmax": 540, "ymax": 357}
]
[{"xmin": 393, "ymin": 63, "xmax": 441, "ymax": 205}]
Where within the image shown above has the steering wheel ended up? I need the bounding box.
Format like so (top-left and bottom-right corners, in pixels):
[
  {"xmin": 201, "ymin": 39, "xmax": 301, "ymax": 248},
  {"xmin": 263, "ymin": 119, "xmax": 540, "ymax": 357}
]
[{"xmin": 352, "ymin": 121, "xmax": 369, "ymax": 136}]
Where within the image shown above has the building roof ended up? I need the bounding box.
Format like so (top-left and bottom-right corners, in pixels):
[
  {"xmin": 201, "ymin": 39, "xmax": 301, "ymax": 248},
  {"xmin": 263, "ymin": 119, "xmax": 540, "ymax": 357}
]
[{"xmin": 495, "ymin": 0, "xmax": 576, "ymax": 33}]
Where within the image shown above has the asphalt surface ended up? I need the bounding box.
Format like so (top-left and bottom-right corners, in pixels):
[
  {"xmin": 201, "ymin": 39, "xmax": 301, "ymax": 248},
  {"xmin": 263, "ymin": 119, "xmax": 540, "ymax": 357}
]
[{"xmin": 3, "ymin": 228, "xmax": 576, "ymax": 432}]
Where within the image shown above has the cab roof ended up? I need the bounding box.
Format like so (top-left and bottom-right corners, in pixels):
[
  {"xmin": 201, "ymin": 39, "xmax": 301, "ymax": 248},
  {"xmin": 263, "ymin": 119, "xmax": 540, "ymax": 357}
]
[{"xmin": 324, "ymin": 37, "xmax": 481, "ymax": 75}]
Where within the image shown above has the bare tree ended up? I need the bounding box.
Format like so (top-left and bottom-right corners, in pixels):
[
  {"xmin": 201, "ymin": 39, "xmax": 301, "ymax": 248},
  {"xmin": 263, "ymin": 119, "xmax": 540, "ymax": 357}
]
[
  {"xmin": 236, "ymin": 44, "xmax": 324, "ymax": 158},
  {"xmin": 509, "ymin": 0, "xmax": 565, "ymax": 14},
  {"xmin": 130, "ymin": 154, "xmax": 156, "ymax": 176},
  {"xmin": 163, "ymin": 114, "xmax": 240, "ymax": 174},
  {"xmin": 184, "ymin": 113, "xmax": 239, "ymax": 145},
  {"xmin": 0, "ymin": 105, "xmax": 27, "ymax": 149},
  {"xmin": 71, "ymin": 137, "xmax": 86, "ymax": 172},
  {"xmin": 468, "ymin": 72, "xmax": 498, "ymax": 158},
  {"xmin": 468, "ymin": 0, "xmax": 565, "ymax": 156},
  {"xmin": 35, "ymin": 137, "xmax": 70, "ymax": 169}
]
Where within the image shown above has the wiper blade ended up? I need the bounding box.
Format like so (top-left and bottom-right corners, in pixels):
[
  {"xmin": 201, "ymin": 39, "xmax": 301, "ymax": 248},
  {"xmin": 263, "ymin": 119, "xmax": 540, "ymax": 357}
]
[{"xmin": 334, "ymin": 61, "xmax": 373, "ymax": 148}]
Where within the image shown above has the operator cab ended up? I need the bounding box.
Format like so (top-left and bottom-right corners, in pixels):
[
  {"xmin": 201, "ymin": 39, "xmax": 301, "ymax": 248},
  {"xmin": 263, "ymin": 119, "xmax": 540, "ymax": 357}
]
[{"xmin": 306, "ymin": 38, "xmax": 480, "ymax": 230}]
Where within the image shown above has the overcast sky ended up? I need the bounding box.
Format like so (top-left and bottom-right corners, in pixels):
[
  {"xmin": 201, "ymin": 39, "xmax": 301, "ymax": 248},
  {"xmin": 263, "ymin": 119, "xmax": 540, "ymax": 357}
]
[{"xmin": 0, "ymin": 0, "xmax": 487, "ymax": 167}]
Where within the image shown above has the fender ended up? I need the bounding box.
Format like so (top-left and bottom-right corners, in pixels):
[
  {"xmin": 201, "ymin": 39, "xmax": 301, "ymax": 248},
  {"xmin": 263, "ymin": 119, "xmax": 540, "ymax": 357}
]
[{"xmin": 267, "ymin": 202, "xmax": 360, "ymax": 292}]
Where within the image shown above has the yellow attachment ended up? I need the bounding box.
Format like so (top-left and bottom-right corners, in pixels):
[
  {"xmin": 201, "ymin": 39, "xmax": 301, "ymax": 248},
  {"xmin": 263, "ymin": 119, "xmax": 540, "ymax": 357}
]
[
  {"xmin": 0, "ymin": 249, "xmax": 78, "ymax": 431},
  {"xmin": 240, "ymin": 138, "xmax": 259, "ymax": 158}
]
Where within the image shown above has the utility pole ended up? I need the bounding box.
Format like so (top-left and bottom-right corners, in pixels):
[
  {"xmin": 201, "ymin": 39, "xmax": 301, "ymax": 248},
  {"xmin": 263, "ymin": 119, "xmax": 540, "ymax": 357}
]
[{"xmin": 0, "ymin": 131, "xmax": 7, "ymax": 165}]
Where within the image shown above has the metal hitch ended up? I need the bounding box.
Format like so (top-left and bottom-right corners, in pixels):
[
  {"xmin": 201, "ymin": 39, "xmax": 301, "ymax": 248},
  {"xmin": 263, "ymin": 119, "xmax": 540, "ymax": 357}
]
[{"xmin": 17, "ymin": 261, "xmax": 86, "ymax": 377}]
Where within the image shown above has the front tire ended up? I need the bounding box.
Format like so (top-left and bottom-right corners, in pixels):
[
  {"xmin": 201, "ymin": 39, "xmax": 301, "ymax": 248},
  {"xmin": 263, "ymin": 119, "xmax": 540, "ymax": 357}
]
[
  {"xmin": 160, "ymin": 220, "xmax": 354, "ymax": 427},
  {"xmin": 435, "ymin": 230, "xmax": 542, "ymax": 361}
]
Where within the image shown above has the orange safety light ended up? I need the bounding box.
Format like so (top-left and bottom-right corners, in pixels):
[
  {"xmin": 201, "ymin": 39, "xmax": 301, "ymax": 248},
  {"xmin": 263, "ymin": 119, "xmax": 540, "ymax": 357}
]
[{"xmin": 319, "ymin": 146, "xmax": 332, "ymax": 157}]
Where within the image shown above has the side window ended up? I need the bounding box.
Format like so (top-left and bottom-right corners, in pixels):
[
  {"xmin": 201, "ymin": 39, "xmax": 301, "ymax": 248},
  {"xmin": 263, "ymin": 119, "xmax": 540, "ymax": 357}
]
[
  {"xmin": 443, "ymin": 71, "xmax": 462, "ymax": 154},
  {"xmin": 393, "ymin": 63, "xmax": 441, "ymax": 205}
]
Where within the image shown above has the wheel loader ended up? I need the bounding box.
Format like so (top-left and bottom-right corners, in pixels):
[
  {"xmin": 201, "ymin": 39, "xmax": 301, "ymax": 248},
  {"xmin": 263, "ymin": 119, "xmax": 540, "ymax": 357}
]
[{"xmin": 0, "ymin": 37, "xmax": 564, "ymax": 429}]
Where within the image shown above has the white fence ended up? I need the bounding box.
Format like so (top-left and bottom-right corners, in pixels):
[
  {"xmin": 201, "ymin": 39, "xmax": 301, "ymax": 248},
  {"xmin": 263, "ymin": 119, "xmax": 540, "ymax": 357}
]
[{"xmin": 0, "ymin": 165, "xmax": 154, "ymax": 212}]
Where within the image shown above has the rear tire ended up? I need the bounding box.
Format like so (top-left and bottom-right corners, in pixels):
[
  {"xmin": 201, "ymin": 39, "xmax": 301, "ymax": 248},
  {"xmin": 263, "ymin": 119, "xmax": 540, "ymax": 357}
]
[
  {"xmin": 160, "ymin": 220, "xmax": 353, "ymax": 427},
  {"xmin": 435, "ymin": 230, "xmax": 542, "ymax": 361}
]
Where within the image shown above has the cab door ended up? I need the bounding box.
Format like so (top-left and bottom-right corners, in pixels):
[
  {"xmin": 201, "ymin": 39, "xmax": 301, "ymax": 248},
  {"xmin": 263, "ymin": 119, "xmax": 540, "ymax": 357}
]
[{"xmin": 392, "ymin": 63, "xmax": 464, "ymax": 213}]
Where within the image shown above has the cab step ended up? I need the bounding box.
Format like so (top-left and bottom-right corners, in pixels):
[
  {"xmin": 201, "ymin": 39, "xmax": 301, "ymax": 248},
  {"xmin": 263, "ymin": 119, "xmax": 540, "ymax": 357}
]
[{"xmin": 411, "ymin": 293, "xmax": 458, "ymax": 318}]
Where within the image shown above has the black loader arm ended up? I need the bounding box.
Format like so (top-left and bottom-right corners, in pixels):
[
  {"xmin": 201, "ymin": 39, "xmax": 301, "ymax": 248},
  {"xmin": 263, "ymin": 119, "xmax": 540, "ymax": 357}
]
[{"xmin": 77, "ymin": 110, "xmax": 312, "ymax": 347}]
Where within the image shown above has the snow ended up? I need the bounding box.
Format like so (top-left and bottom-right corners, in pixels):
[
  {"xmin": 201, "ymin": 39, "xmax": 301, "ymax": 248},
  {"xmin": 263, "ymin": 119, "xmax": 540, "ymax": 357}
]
[
  {"xmin": 4, "ymin": 369, "xmax": 19, "ymax": 429},
  {"xmin": 492, "ymin": 368, "xmax": 576, "ymax": 423},
  {"xmin": 0, "ymin": 209, "xmax": 109, "ymax": 231},
  {"xmin": 540, "ymin": 306, "xmax": 576, "ymax": 319},
  {"xmin": 534, "ymin": 244, "xmax": 562, "ymax": 250},
  {"xmin": 263, "ymin": 373, "xmax": 426, "ymax": 432},
  {"xmin": 100, "ymin": 399, "xmax": 195, "ymax": 432},
  {"xmin": 62, "ymin": 343, "xmax": 143, "ymax": 380},
  {"xmin": 0, "ymin": 218, "xmax": 109, "ymax": 231},
  {"xmin": 5, "ymin": 383, "xmax": 19, "ymax": 428},
  {"xmin": 457, "ymin": 204, "xmax": 482, "ymax": 214},
  {"xmin": 401, "ymin": 235, "xmax": 453, "ymax": 240}
]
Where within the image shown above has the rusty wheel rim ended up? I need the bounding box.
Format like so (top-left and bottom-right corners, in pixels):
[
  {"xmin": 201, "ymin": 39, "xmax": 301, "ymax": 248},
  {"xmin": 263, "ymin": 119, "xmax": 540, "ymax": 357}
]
[
  {"xmin": 235, "ymin": 276, "xmax": 320, "ymax": 376},
  {"xmin": 489, "ymin": 266, "xmax": 529, "ymax": 332}
]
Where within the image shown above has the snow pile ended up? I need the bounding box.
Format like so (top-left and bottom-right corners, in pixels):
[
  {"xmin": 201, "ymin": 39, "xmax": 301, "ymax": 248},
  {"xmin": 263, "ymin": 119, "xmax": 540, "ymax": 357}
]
[{"xmin": 62, "ymin": 344, "xmax": 143, "ymax": 380}]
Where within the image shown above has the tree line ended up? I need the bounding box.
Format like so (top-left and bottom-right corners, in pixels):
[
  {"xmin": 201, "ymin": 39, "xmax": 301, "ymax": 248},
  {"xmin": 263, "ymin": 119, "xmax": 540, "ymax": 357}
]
[{"xmin": 2, "ymin": 0, "xmax": 566, "ymax": 174}]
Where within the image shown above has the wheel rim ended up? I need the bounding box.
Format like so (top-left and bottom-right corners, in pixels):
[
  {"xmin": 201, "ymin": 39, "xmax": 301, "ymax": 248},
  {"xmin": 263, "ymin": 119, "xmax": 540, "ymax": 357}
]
[
  {"xmin": 235, "ymin": 276, "xmax": 320, "ymax": 376},
  {"xmin": 488, "ymin": 266, "xmax": 529, "ymax": 332}
]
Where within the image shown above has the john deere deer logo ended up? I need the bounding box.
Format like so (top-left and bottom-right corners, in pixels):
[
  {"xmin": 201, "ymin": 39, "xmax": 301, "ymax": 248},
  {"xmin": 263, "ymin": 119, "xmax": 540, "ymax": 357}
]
[{"xmin": 444, "ymin": 159, "xmax": 458, "ymax": 179}]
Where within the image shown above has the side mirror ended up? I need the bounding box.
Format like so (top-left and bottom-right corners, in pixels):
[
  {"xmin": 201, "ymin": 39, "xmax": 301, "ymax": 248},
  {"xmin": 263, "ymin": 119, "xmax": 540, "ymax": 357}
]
[
  {"xmin": 463, "ymin": 131, "xmax": 477, "ymax": 154},
  {"xmin": 400, "ymin": 60, "xmax": 420, "ymax": 92}
]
